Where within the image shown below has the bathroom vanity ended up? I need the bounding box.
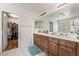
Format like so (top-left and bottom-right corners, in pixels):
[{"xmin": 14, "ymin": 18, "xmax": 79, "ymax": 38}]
[{"xmin": 33, "ymin": 33, "xmax": 79, "ymax": 56}]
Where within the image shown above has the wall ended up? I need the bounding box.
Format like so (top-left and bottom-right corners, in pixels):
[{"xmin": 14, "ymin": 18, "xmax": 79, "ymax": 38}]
[{"xmin": 0, "ymin": 3, "xmax": 37, "ymax": 52}]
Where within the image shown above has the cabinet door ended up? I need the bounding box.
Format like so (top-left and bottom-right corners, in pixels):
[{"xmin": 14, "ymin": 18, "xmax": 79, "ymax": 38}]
[
  {"xmin": 37, "ymin": 36, "xmax": 41, "ymax": 48},
  {"xmin": 48, "ymin": 37, "xmax": 58, "ymax": 56},
  {"xmin": 77, "ymin": 43, "xmax": 79, "ymax": 56},
  {"xmin": 34, "ymin": 34, "xmax": 40, "ymax": 47},
  {"xmin": 41, "ymin": 36, "xmax": 48, "ymax": 54},
  {"xmin": 58, "ymin": 39, "xmax": 76, "ymax": 56},
  {"xmin": 48, "ymin": 41, "xmax": 58, "ymax": 56},
  {"xmin": 58, "ymin": 45, "xmax": 76, "ymax": 56}
]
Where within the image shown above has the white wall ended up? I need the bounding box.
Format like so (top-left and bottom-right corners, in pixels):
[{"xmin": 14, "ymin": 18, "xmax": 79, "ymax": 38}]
[
  {"xmin": 21, "ymin": 26, "xmax": 33, "ymax": 49},
  {"xmin": 0, "ymin": 3, "xmax": 37, "ymax": 52}
]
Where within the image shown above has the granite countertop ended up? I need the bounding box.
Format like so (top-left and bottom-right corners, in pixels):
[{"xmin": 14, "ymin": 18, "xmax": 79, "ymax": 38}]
[{"xmin": 34, "ymin": 32, "xmax": 79, "ymax": 42}]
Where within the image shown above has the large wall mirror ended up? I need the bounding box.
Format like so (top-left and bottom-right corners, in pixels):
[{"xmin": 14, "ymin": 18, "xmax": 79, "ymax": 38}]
[
  {"xmin": 35, "ymin": 20, "xmax": 44, "ymax": 29},
  {"xmin": 58, "ymin": 20, "xmax": 71, "ymax": 33},
  {"xmin": 57, "ymin": 17, "xmax": 79, "ymax": 34},
  {"xmin": 2, "ymin": 11, "xmax": 19, "ymax": 51}
]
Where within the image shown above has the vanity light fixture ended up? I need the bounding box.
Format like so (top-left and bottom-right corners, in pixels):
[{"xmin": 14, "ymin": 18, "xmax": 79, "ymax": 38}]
[
  {"xmin": 56, "ymin": 3, "xmax": 66, "ymax": 8},
  {"xmin": 40, "ymin": 12, "xmax": 47, "ymax": 16},
  {"xmin": 59, "ymin": 12, "xmax": 65, "ymax": 16}
]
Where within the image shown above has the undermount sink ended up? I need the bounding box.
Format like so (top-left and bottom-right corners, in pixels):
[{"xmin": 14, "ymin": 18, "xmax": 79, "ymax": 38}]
[
  {"xmin": 51, "ymin": 32, "xmax": 77, "ymax": 39},
  {"xmin": 61, "ymin": 34, "xmax": 77, "ymax": 40}
]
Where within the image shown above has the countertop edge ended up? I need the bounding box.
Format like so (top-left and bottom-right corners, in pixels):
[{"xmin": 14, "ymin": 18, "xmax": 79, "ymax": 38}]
[{"xmin": 33, "ymin": 32, "xmax": 79, "ymax": 43}]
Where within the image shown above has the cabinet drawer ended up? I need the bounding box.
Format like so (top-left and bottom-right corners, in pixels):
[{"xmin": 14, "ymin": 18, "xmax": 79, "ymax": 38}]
[
  {"xmin": 49, "ymin": 37, "xmax": 58, "ymax": 43},
  {"xmin": 59, "ymin": 39, "xmax": 76, "ymax": 47},
  {"xmin": 58, "ymin": 45, "xmax": 76, "ymax": 56}
]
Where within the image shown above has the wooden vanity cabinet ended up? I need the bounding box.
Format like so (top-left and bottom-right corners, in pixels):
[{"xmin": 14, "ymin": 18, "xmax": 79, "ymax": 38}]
[
  {"xmin": 34, "ymin": 34, "xmax": 49, "ymax": 54},
  {"xmin": 34, "ymin": 34, "xmax": 41, "ymax": 47},
  {"xmin": 76, "ymin": 42, "xmax": 79, "ymax": 56},
  {"xmin": 37, "ymin": 35, "xmax": 41, "ymax": 48},
  {"xmin": 58, "ymin": 39, "xmax": 76, "ymax": 56},
  {"xmin": 34, "ymin": 34, "xmax": 77, "ymax": 56},
  {"xmin": 37, "ymin": 35, "xmax": 43, "ymax": 49},
  {"xmin": 48, "ymin": 37, "xmax": 58, "ymax": 56},
  {"xmin": 40, "ymin": 36, "xmax": 49, "ymax": 54}
]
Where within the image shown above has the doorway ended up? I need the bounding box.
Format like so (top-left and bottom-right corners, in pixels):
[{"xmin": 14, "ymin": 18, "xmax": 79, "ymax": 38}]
[{"xmin": 2, "ymin": 11, "xmax": 19, "ymax": 51}]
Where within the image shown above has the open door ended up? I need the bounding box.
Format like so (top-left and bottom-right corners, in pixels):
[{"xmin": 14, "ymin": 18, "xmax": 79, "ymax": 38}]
[{"xmin": 2, "ymin": 11, "xmax": 19, "ymax": 51}]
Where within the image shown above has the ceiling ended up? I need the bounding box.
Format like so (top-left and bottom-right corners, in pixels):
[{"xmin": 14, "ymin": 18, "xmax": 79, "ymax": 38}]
[
  {"xmin": 43, "ymin": 3, "xmax": 79, "ymax": 20},
  {"xmin": 14, "ymin": 3, "xmax": 79, "ymax": 19},
  {"xmin": 12, "ymin": 3, "xmax": 57, "ymax": 14}
]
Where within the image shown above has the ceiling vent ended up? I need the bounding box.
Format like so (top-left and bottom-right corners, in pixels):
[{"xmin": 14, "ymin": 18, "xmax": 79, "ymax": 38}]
[{"xmin": 40, "ymin": 12, "xmax": 47, "ymax": 16}]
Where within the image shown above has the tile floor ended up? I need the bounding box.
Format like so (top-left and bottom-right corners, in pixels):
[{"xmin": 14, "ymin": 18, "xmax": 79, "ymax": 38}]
[{"xmin": 0, "ymin": 47, "xmax": 47, "ymax": 56}]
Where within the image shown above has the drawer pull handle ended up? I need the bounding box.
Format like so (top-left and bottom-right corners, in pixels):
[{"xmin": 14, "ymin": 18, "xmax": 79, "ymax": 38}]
[{"xmin": 60, "ymin": 46, "xmax": 72, "ymax": 52}]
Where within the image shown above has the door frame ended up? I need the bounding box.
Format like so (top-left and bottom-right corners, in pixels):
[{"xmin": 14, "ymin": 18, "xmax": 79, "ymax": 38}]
[{"xmin": 2, "ymin": 11, "xmax": 20, "ymax": 52}]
